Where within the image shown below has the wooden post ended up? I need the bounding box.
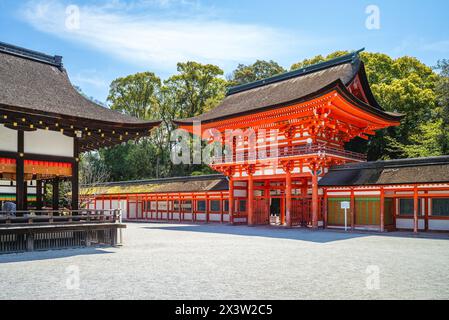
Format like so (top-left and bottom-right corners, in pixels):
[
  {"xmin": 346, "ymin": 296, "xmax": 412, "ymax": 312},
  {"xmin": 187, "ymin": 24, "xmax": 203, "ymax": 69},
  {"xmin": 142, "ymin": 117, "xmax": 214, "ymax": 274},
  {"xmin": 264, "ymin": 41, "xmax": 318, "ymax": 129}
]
[
  {"xmin": 155, "ymin": 196, "xmax": 159, "ymax": 220},
  {"xmin": 205, "ymin": 194, "xmax": 210, "ymax": 224},
  {"xmin": 72, "ymin": 139, "xmax": 79, "ymax": 211},
  {"xmin": 323, "ymin": 188, "xmax": 328, "ymax": 229},
  {"xmin": 424, "ymin": 191, "xmax": 429, "ymax": 231},
  {"xmin": 350, "ymin": 188, "xmax": 355, "ymax": 230},
  {"xmin": 413, "ymin": 185, "xmax": 419, "ymax": 233},
  {"xmin": 16, "ymin": 130, "xmax": 25, "ymax": 211},
  {"xmin": 26, "ymin": 232, "xmax": 34, "ymax": 252},
  {"xmin": 36, "ymin": 180, "xmax": 43, "ymax": 211},
  {"xmin": 52, "ymin": 178, "xmax": 59, "ymax": 211},
  {"xmin": 23, "ymin": 181, "xmax": 28, "ymax": 211},
  {"xmin": 380, "ymin": 187, "xmax": 385, "ymax": 232},
  {"xmin": 285, "ymin": 168, "xmax": 292, "ymax": 228},
  {"xmin": 311, "ymin": 171, "xmax": 319, "ymax": 229},
  {"xmin": 229, "ymin": 177, "xmax": 234, "ymax": 225},
  {"xmin": 248, "ymin": 172, "xmax": 254, "ymax": 226}
]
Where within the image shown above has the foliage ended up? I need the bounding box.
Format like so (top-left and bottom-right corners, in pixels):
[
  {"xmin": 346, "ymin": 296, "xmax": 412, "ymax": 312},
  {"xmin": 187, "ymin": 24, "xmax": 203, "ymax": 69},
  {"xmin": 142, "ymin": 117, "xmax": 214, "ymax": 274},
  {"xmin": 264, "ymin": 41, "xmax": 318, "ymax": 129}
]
[
  {"xmin": 228, "ymin": 60, "xmax": 286, "ymax": 86},
  {"xmin": 96, "ymin": 62, "xmax": 227, "ymax": 181}
]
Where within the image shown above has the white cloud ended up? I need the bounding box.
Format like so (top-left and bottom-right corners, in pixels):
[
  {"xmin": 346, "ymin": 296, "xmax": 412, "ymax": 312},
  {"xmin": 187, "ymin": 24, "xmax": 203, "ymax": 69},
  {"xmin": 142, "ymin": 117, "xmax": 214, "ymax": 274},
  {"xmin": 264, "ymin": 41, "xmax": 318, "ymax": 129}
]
[
  {"xmin": 20, "ymin": 0, "xmax": 299, "ymax": 71},
  {"xmin": 421, "ymin": 40, "xmax": 449, "ymax": 53},
  {"xmin": 70, "ymin": 69, "xmax": 108, "ymax": 88}
]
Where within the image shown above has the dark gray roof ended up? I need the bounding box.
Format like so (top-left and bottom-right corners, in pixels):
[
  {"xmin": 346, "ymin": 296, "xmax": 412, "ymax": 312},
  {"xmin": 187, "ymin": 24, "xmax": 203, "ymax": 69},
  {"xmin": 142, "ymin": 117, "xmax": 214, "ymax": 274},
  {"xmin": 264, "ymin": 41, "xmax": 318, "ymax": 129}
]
[
  {"xmin": 0, "ymin": 41, "xmax": 156, "ymax": 125},
  {"xmin": 89, "ymin": 174, "xmax": 229, "ymax": 195},
  {"xmin": 175, "ymin": 50, "xmax": 402, "ymax": 124},
  {"xmin": 319, "ymin": 156, "xmax": 449, "ymax": 187}
]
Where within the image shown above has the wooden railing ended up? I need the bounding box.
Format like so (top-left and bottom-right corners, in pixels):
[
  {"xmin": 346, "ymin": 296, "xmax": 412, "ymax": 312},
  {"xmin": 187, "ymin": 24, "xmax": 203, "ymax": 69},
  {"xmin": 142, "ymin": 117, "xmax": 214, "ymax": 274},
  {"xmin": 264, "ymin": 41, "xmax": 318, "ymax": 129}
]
[
  {"xmin": 212, "ymin": 144, "xmax": 366, "ymax": 164},
  {"xmin": 0, "ymin": 209, "xmax": 121, "ymax": 225}
]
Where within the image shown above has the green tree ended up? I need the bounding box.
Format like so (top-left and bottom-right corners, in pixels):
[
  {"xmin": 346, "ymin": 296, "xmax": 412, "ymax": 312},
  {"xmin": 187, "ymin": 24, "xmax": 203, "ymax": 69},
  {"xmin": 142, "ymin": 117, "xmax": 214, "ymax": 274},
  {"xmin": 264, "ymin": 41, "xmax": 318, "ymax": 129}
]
[
  {"xmin": 108, "ymin": 72, "xmax": 161, "ymax": 119},
  {"xmin": 435, "ymin": 60, "xmax": 449, "ymax": 154},
  {"xmin": 164, "ymin": 61, "xmax": 227, "ymax": 119},
  {"xmin": 290, "ymin": 51, "xmax": 349, "ymax": 70},
  {"xmin": 97, "ymin": 62, "xmax": 227, "ymax": 181},
  {"xmin": 229, "ymin": 60, "xmax": 286, "ymax": 86}
]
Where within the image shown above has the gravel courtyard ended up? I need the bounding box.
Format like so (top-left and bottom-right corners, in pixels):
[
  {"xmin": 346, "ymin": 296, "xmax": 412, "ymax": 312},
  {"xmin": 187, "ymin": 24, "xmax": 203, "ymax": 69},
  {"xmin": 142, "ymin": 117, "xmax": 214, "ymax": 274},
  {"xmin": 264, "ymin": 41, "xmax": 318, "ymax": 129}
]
[{"xmin": 1, "ymin": 222, "xmax": 449, "ymax": 300}]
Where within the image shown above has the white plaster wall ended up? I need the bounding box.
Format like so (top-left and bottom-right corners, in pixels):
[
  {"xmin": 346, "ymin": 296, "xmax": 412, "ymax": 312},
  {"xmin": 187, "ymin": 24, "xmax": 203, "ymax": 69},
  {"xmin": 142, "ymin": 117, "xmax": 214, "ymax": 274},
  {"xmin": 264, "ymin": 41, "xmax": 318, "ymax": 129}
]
[
  {"xmin": 24, "ymin": 129, "xmax": 74, "ymax": 157},
  {"xmin": 396, "ymin": 218, "xmax": 425, "ymax": 230},
  {"xmin": 0, "ymin": 186, "xmax": 16, "ymax": 194},
  {"xmin": 209, "ymin": 214, "xmax": 222, "ymax": 222},
  {"xmin": 235, "ymin": 189, "xmax": 247, "ymax": 197},
  {"xmin": 0, "ymin": 124, "xmax": 17, "ymax": 152},
  {"xmin": 428, "ymin": 219, "xmax": 449, "ymax": 231}
]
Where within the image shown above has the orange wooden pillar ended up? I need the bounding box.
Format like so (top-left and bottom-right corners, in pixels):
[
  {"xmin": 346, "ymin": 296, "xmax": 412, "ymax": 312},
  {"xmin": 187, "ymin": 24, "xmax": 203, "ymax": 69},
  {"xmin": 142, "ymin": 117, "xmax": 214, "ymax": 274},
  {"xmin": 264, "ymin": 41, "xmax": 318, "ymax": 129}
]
[
  {"xmin": 285, "ymin": 167, "xmax": 292, "ymax": 228},
  {"xmin": 323, "ymin": 188, "xmax": 328, "ymax": 229},
  {"xmin": 350, "ymin": 188, "xmax": 355, "ymax": 230},
  {"xmin": 311, "ymin": 171, "xmax": 319, "ymax": 229},
  {"xmin": 424, "ymin": 191, "xmax": 429, "ymax": 231},
  {"xmin": 229, "ymin": 177, "xmax": 234, "ymax": 225},
  {"xmin": 248, "ymin": 173, "xmax": 254, "ymax": 226},
  {"xmin": 413, "ymin": 185, "xmax": 419, "ymax": 233},
  {"xmin": 380, "ymin": 187, "xmax": 385, "ymax": 232}
]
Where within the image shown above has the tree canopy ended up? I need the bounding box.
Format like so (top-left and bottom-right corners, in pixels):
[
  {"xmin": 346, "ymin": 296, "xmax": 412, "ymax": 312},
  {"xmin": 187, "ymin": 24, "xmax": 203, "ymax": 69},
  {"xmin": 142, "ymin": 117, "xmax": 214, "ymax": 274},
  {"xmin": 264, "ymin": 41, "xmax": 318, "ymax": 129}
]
[{"xmin": 228, "ymin": 60, "xmax": 286, "ymax": 86}]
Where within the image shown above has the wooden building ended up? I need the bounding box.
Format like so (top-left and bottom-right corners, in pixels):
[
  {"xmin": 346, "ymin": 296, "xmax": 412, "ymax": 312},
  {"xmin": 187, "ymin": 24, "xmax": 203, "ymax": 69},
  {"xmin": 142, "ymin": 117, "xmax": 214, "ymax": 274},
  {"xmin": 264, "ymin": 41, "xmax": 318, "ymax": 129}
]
[
  {"xmin": 174, "ymin": 50, "xmax": 403, "ymax": 228},
  {"xmin": 0, "ymin": 42, "xmax": 159, "ymax": 252},
  {"xmin": 89, "ymin": 50, "xmax": 449, "ymax": 233}
]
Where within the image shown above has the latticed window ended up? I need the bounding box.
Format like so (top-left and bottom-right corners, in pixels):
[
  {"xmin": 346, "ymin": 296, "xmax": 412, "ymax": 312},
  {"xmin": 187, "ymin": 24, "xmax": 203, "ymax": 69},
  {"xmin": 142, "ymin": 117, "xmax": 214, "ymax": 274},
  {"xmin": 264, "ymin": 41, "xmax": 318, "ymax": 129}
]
[
  {"xmin": 432, "ymin": 198, "xmax": 449, "ymax": 216},
  {"xmin": 197, "ymin": 200, "xmax": 206, "ymax": 212},
  {"xmin": 223, "ymin": 200, "xmax": 229, "ymax": 212},
  {"xmin": 399, "ymin": 199, "xmax": 423, "ymax": 216},
  {"xmin": 210, "ymin": 200, "xmax": 220, "ymax": 212},
  {"xmin": 239, "ymin": 200, "xmax": 247, "ymax": 212}
]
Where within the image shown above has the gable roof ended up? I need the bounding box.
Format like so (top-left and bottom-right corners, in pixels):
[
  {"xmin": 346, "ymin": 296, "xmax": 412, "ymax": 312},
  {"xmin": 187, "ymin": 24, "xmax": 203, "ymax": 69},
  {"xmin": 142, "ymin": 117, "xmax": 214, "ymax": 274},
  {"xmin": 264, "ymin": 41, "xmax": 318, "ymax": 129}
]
[
  {"xmin": 0, "ymin": 42, "xmax": 160, "ymax": 151},
  {"xmin": 175, "ymin": 50, "xmax": 402, "ymax": 125},
  {"xmin": 319, "ymin": 156, "xmax": 449, "ymax": 187}
]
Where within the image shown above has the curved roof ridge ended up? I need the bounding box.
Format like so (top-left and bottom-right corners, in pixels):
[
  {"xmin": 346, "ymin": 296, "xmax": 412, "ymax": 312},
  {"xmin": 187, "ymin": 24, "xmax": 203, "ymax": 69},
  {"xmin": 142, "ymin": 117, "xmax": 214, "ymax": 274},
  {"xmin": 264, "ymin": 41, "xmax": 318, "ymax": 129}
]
[{"xmin": 0, "ymin": 41, "xmax": 62, "ymax": 69}]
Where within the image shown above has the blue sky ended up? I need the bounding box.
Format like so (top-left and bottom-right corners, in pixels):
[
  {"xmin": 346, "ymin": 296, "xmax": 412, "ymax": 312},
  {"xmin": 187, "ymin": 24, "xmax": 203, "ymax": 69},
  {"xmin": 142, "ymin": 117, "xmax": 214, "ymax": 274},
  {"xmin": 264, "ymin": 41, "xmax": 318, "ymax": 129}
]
[{"xmin": 1, "ymin": 0, "xmax": 449, "ymax": 102}]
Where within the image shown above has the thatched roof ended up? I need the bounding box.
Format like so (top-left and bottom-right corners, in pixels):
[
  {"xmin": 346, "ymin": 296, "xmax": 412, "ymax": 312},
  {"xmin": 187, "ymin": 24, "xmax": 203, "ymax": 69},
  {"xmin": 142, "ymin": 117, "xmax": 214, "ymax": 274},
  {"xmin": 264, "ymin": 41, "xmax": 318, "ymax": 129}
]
[
  {"xmin": 319, "ymin": 156, "xmax": 449, "ymax": 187},
  {"xmin": 86, "ymin": 174, "xmax": 228, "ymax": 196},
  {"xmin": 175, "ymin": 50, "xmax": 402, "ymax": 125},
  {"xmin": 0, "ymin": 42, "xmax": 160, "ymax": 151}
]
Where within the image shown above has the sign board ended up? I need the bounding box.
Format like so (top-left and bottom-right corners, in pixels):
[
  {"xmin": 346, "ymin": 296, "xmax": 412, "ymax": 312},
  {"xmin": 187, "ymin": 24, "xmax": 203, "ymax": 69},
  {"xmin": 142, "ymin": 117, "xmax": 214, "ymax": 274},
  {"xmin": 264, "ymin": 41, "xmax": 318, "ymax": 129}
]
[{"xmin": 341, "ymin": 201, "xmax": 350, "ymax": 210}]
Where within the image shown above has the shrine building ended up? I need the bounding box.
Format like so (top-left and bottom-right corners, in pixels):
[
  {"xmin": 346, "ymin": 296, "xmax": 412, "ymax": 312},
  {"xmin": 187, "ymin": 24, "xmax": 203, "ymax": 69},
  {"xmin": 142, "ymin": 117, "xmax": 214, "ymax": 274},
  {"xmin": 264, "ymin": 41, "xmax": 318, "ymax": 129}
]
[{"xmin": 87, "ymin": 50, "xmax": 449, "ymax": 233}]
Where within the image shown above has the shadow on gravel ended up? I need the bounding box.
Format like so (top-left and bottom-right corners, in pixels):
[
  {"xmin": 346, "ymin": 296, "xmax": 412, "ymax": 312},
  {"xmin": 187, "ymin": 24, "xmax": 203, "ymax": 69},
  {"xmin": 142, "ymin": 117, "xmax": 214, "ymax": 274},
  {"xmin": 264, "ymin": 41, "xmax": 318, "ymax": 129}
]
[
  {"xmin": 0, "ymin": 247, "xmax": 112, "ymax": 264},
  {"xmin": 142, "ymin": 224, "xmax": 369, "ymax": 243},
  {"xmin": 140, "ymin": 223, "xmax": 449, "ymax": 243}
]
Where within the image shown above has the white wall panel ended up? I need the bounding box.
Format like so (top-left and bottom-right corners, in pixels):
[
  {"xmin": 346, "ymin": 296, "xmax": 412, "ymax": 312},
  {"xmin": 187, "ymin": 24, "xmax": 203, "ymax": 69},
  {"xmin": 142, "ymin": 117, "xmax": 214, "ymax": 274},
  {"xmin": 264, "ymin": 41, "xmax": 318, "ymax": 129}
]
[
  {"xmin": 24, "ymin": 129, "xmax": 74, "ymax": 157},
  {"xmin": 396, "ymin": 218, "xmax": 425, "ymax": 230},
  {"xmin": 428, "ymin": 219, "xmax": 449, "ymax": 231},
  {"xmin": 0, "ymin": 124, "xmax": 17, "ymax": 152}
]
